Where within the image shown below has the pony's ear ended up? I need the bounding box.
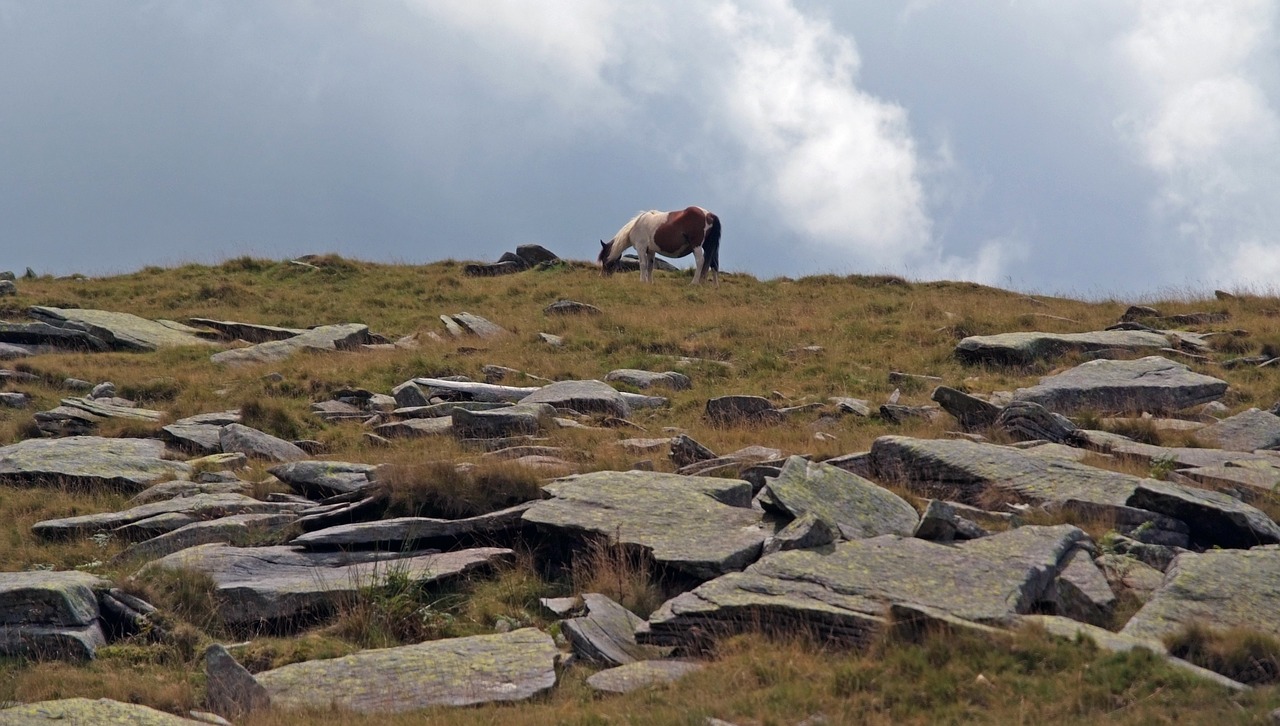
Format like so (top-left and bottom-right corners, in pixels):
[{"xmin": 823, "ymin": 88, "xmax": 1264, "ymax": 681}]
[{"xmin": 600, "ymin": 240, "xmax": 607, "ymax": 249}]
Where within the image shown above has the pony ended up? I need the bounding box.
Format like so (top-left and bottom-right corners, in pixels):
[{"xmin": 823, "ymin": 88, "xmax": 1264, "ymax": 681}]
[{"xmin": 598, "ymin": 206, "xmax": 721, "ymax": 286}]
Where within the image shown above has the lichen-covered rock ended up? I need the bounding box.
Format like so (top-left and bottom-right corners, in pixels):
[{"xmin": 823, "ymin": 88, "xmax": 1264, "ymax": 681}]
[
  {"xmin": 1193, "ymin": 408, "xmax": 1280, "ymax": 452},
  {"xmin": 267, "ymin": 460, "xmax": 381, "ymax": 499},
  {"xmin": 112, "ymin": 513, "xmax": 299, "ymax": 565},
  {"xmin": 1011, "ymin": 356, "xmax": 1227, "ymax": 415},
  {"xmin": 519, "ymin": 380, "xmax": 630, "ymax": 418},
  {"xmin": 452, "ymin": 403, "xmax": 553, "ymax": 439},
  {"xmin": 292, "ymin": 502, "xmax": 535, "ymax": 550},
  {"xmin": 218, "ymin": 424, "xmax": 307, "ymax": 463},
  {"xmin": 585, "ymin": 660, "xmax": 704, "ymax": 694},
  {"xmin": 523, "ymin": 470, "xmax": 765, "ymax": 579},
  {"xmin": 0, "ymin": 571, "xmax": 109, "ymax": 661},
  {"xmin": 761, "ymin": 456, "xmax": 918, "ymax": 540},
  {"xmin": 640, "ymin": 525, "xmax": 1090, "ymax": 649},
  {"xmin": 210, "ymin": 323, "xmax": 371, "ymax": 365},
  {"xmin": 144, "ymin": 544, "xmax": 512, "ymax": 628},
  {"xmin": 563, "ymin": 593, "xmax": 672, "ymax": 667},
  {"xmin": 204, "ymin": 643, "xmax": 271, "ymax": 719},
  {"xmin": 0, "ymin": 698, "xmax": 206, "ymax": 724},
  {"xmin": 0, "ymin": 436, "xmax": 191, "ymax": 492},
  {"xmin": 954, "ymin": 330, "xmax": 1198, "ymax": 366},
  {"xmin": 255, "ymin": 628, "xmax": 557, "ymax": 711},
  {"xmin": 1122, "ymin": 547, "xmax": 1280, "ymax": 643},
  {"xmin": 605, "ymin": 369, "xmax": 691, "ymax": 391},
  {"xmin": 32, "ymin": 493, "xmax": 306, "ymax": 541},
  {"xmin": 28, "ymin": 306, "xmax": 218, "ymax": 351}
]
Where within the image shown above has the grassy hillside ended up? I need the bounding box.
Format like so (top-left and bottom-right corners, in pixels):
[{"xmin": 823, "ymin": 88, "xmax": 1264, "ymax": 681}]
[{"xmin": 2, "ymin": 256, "xmax": 1279, "ymax": 724}]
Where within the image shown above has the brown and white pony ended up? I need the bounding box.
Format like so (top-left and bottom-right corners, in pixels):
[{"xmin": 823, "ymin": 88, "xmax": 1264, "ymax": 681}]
[{"xmin": 598, "ymin": 206, "xmax": 721, "ymax": 285}]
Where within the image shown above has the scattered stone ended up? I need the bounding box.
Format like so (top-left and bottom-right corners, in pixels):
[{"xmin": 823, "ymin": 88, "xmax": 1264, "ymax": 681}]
[
  {"xmin": 144, "ymin": 544, "xmax": 513, "ymax": 628},
  {"xmin": 995, "ymin": 400, "xmax": 1080, "ymax": 444},
  {"xmin": 113, "ymin": 513, "xmax": 298, "ymax": 565},
  {"xmin": 955, "ymin": 330, "xmax": 1206, "ymax": 366},
  {"xmin": 523, "ymin": 470, "xmax": 766, "ymax": 579},
  {"xmin": 31, "ymin": 493, "xmax": 306, "ymax": 541},
  {"xmin": 0, "ymin": 436, "xmax": 190, "ymax": 492},
  {"xmin": 452, "ymin": 403, "xmax": 553, "ymax": 439},
  {"xmin": 763, "ymin": 512, "xmax": 838, "ymax": 554},
  {"xmin": 705, "ymin": 395, "xmax": 781, "ymax": 425},
  {"xmin": 0, "ymin": 698, "xmax": 206, "ymax": 724},
  {"xmin": 1193, "ymin": 408, "xmax": 1280, "ymax": 451},
  {"xmin": 605, "ymin": 369, "xmax": 691, "ymax": 391},
  {"xmin": 1122, "ymin": 548, "xmax": 1280, "ymax": 643},
  {"xmin": 218, "ymin": 423, "xmax": 307, "ymax": 462},
  {"xmin": 188, "ymin": 318, "xmax": 305, "ymax": 343},
  {"xmin": 0, "ymin": 391, "xmax": 30, "ymax": 408},
  {"xmin": 391, "ymin": 380, "xmax": 430, "ymax": 408},
  {"xmin": 878, "ymin": 403, "xmax": 940, "ymax": 424},
  {"xmin": 1012, "ymin": 356, "xmax": 1227, "ymax": 415},
  {"xmin": 562, "ymin": 593, "xmax": 672, "ymax": 667},
  {"xmin": 292, "ymin": 502, "xmax": 535, "ymax": 550},
  {"xmin": 931, "ymin": 387, "xmax": 1001, "ymax": 430},
  {"xmin": 0, "ymin": 571, "xmax": 108, "ymax": 661},
  {"xmin": 669, "ymin": 434, "xmax": 717, "ymax": 467},
  {"xmin": 0, "ymin": 280, "xmax": 14, "ymax": 296},
  {"xmin": 913, "ymin": 500, "xmax": 987, "ymax": 542},
  {"xmin": 830, "ymin": 397, "xmax": 872, "ymax": 417},
  {"xmin": 375, "ymin": 417, "xmax": 455, "ymax": 438},
  {"xmin": 255, "ymin": 629, "xmax": 557, "ymax": 711},
  {"xmin": 267, "ymin": 461, "xmax": 381, "ymax": 499},
  {"xmin": 463, "ymin": 261, "xmax": 523, "ymax": 277},
  {"xmin": 449, "ymin": 312, "xmax": 508, "ymax": 339},
  {"xmin": 515, "ymin": 244, "xmax": 559, "ymax": 266},
  {"xmin": 1168, "ymin": 465, "xmax": 1280, "ymax": 504},
  {"xmin": 538, "ymin": 332, "xmax": 564, "ymax": 346},
  {"xmin": 1044, "ymin": 548, "xmax": 1115, "ymax": 626},
  {"xmin": 210, "ymin": 323, "xmax": 372, "ymax": 366},
  {"xmin": 28, "ymin": 306, "xmax": 217, "ymax": 351},
  {"xmin": 676, "ymin": 445, "xmax": 783, "ymax": 477},
  {"xmin": 204, "ymin": 644, "xmax": 271, "ymax": 719},
  {"xmin": 760, "ymin": 456, "xmax": 918, "ymax": 540},
  {"xmin": 545, "ymin": 299, "xmax": 602, "ymax": 315},
  {"xmin": 585, "ymin": 660, "xmax": 704, "ymax": 695},
  {"xmin": 521, "ymin": 379, "xmax": 633, "ymax": 418}
]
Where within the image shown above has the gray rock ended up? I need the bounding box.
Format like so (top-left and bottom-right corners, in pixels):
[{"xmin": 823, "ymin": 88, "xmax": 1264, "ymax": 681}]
[
  {"xmin": 209, "ymin": 323, "xmax": 371, "ymax": 366},
  {"xmin": 1193, "ymin": 408, "xmax": 1280, "ymax": 451},
  {"xmin": 912, "ymin": 500, "xmax": 987, "ymax": 542},
  {"xmin": 523, "ymin": 470, "xmax": 766, "ymax": 579},
  {"xmin": 32, "ymin": 396, "xmax": 164, "ymax": 437},
  {"xmin": 452, "ymin": 403, "xmax": 553, "ymax": 439},
  {"xmin": 31, "ymin": 493, "xmax": 308, "ymax": 541},
  {"xmin": 0, "ymin": 391, "xmax": 30, "ymax": 408},
  {"xmin": 669, "ymin": 434, "xmax": 717, "ymax": 467},
  {"xmin": 414, "ymin": 376, "xmax": 664, "ymax": 410},
  {"xmin": 762, "ymin": 456, "xmax": 918, "ymax": 540},
  {"xmin": 955, "ymin": 330, "xmax": 1202, "ymax": 366},
  {"xmin": 520, "ymin": 379, "xmax": 631, "ymax": 418},
  {"xmin": 538, "ymin": 332, "xmax": 564, "ymax": 346},
  {"xmin": 995, "ymin": 401, "xmax": 1080, "ymax": 444},
  {"xmin": 676, "ymin": 445, "xmax": 783, "ymax": 477},
  {"xmin": 1096, "ymin": 554, "xmax": 1166, "ymax": 602},
  {"xmin": 516, "ymin": 244, "xmax": 558, "ymax": 265},
  {"xmin": 450, "ymin": 312, "xmax": 508, "ymax": 339},
  {"xmin": 1078, "ymin": 429, "xmax": 1280, "ymax": 470},
  {"xmin": 255, "ymin": 629, "xmax": 558, "ymax": 711},
  {"xmin": 585, "ymin": 660, "xmax": 704, "ymax": 694},
  {"xmin": 129, "ymin": 480, "xmax": 252, "ymax": 506},
  {"xmin": 161, "ymin": 423, "xmax": 223, "ymax": 454},
  {"xmin": 375, "ymin": 416, "xmax": 455, "ymax": 438},
  {"xmin": 831, "ymin": 397, "xmax": 872, "ymax": 417},
  {"xmin": 1045, "ymin": 548, "xmax": 1115, "ymax": 626},
  {"xmin": 391, "ymin": 380, "xmax": 430, "ymax": 408},
  {"xmin": 0, "ymin": 279, "xmax": 14, "ymax": 296},
  {"xmin": 462, "ymin": 261, "xmax": 523, "ymax": 277},
  {"xmin": 0, "ymin": 698, "xmax": 206, "ymax": 724},
  {"xmin": 931, "ymin": 386, "xmax": 1002, "ymax": 430},
  {"xmin": 0, "ymin": 322, "xmax": 109, "ymax": 352},
  {"xmin": 113, "ymin": 513, "xmax": 299, "ymax": 565},
  {"xmin": 1122, "ymin": 548, "xmax": 1280, "ymax": 643},
  {"xmin": 1126, "ymin": 478, "xmax": 1280, "ymax": 549},
  {"xmin": 0, "ymin": 342, "xmax": 37, "ymax": 359},
  {"xmin": 292, "ymin": 502, "xmax": 535, "ymax": 549},
  {"xmin": 267, "ymin": 460, "xmax": 381, "ymax": 499},
  {"xmin": 1011, "ymin": 356, "xmax": 1227, "ymax": 415},
  {"xmin": 188, "ymin": 318, "xmax": 306, "ymax": 343},
  {"xmin": 218, "ymin": 423, "xmax": 308, "ymax": 462},
  {"xmin": 1168, "ymin": 465, "xmax": 1280, "ymax": 503},
  {"xmin": 0, "ymin": 571, "xmax": 108, "ymax": 661},
  {"xmin": 605, "ymin": 369, "xmax": 692, "ymax": 391},
  {"xmin": 204, "ymin": 644, "xmax": 271, "ymax": 719},
  {"xmin": 705, "ymin": 395, "xmax": 781, "ymax": 425},
  {"xmin": 545, "ymin": 299, "xmax": 602, "ymax": 315},
  {"xmin": 639, "ymin": 525, "xmax": 1090, "ymax": 648},
  {"xmin": 763, "ymin": 512, "xmax": 838, "ymax": 554},
  {"xmin": 0, "ymin": 436, "xmax": 190, "ymax": 492},
  {"xmin": 28, "ymin": 306, "xmax": 217, "ymax": 351},
  {"xmin": 144, "ymin": 544, "xmax": 513, "ymax": 627},
  {"xmin": 562, "ymin": 593, "xmax": 672, "ymax": 666}
]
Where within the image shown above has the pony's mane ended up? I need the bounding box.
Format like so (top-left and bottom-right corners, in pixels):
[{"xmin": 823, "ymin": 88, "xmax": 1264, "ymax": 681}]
[{"xmin": 609, "ymin": 211, "xmax": 652, "ymax": 246}]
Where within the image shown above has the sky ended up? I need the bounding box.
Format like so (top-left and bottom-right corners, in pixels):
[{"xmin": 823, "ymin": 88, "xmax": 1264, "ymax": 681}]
[{"xmin": 1, "ymin": 1, "xmax": 1279, "ymax": 297}]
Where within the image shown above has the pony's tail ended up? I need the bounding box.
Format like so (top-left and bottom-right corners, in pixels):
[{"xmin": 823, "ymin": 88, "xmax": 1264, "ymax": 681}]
[{"xmin": 704, "ymin": 214, "xmax": 722, "ymax": 272}]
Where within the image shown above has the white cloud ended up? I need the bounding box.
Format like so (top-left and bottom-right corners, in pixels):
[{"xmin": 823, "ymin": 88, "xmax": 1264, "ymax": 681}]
[{"xmin": 1116, "ymin": 0, "xmax": 1280, "ymax": 283}]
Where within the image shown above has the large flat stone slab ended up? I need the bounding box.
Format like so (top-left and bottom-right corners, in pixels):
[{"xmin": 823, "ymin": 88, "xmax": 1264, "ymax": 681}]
[
  {"xmin": 519, "ymin": 379, "xmax": 631, "ymax": 418},
  {"xmin": 28, "ymin": 306, "xmax": 216, "ymax": 351},
  {"xmin": 639, "ymin": 525, "xmax": 1089, "ymax": 649},
  {"xmin": 0, "ymin": 436, "xmax": 191, "ymax": 491},
  {"xmin": 144, "ymin": 544, "xmax": 513, "ymax": 627},
  {"xmin": 870, "ymin": 435, "xmax": 1279, "ymax": 549},
  {"xmin": 562, "ymin": 593, "xmax": 671, "ymax": 667},
  {"xmin": 761, "ymin": 455, "xmax": 918, "ymax": 540},
  {"xmin": 31, "ymin": 493, "xmax": 308, "ymax": 540},
  {"xmin": 267, "ymin": 460, "xmax": 381, "ymax": 499},
  {"xmin": 585, "ymin": 660, "xmax": 703, "ymax": 694},
  {"xmin": 189, "ymin": 317, "xmax": 306, "ymax": 343},
  {"xmin": 1121, "ymin": 547, "xmax": 1280, "ymax": 643},
  {"xmin": 0, "ymin": 698, "xmax": 206, "ymax": 724},
  {"xmin": 954, "ymin": 330, "xmax": 1204, "ymax": 366},
  {"xmin": 1012, "ymin": 356, "xmax": 1227, "ymax": 415},
  {"xmin": 255, "ymin": 628, "xmax": 557, "ymax": 711},
  {"xmin": 0, "ymin": 571, "xmax": 108, "ymax": 661},
  {"xmin": 293, "ymin": 502, "xmax": 535, "ymax": 550},
  {"xmin": 0, "ymin": 321, "xmax": 109, "ymax": 352},
  {"xmin": 523, "ymin": 471, "xmax": 766, "ymax": 579},
  {"xmin": 1193, "ymin": 408, "xmax": 1280, "ymax": 451},
  {"xmin": 210, "ymin": 323, "xmax": 371, "ymax": 365},
  {"xmin": 113, "ymin": 513, "xmax": 300, "ymax": 565}
]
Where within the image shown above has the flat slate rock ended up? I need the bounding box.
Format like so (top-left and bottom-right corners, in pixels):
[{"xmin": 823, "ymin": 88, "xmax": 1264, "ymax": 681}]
[
  {"xmin": 219, "ymin": 423, "xmax": 307, "ymax": 462},
  {"xmin": 0, "ymin": 571, "xmax": 108, "ymax": 661},
  {"xmin": 255, "ymin": 628, "xmax": 557, "ymax": 712},
  {"xmin": 562, "ymin": 593, "xmax": 671, "ymax": 667},
  {"xmin": 144, "ymin": 543, "xmax": 513, "ymax": 627},
  {"xmin": 954, "ymin": 330, "xmax": 1200, "ymax": 366},
  {"xmin": 585, "ymin": 660, "xmax": 704, "ymax": 694},
  {"xmin": 114, "ymin": 513, "xmax": 299, "ymax": 565},
  {"xmin": 519, "ymin": 380, "xmax": 631, "ymax": 418},
  {"xmin": 1169, "ymin": 465, "xmax": 1280, "ymax": 503},
  {"xmin": 29, "ymin": 306, "xmax": 216, "ymax": 351},
  {"xmin": 522, "ymin": 470, "xmax": 766, "ymax": 579},
  {"xmin": 1078, "ymin": 429, "xmax": 1280, "ymax": 470},
  {"xmin": 374, "ymin": 416, "xmax": 455, "ymax": 438},
  {"xmin": 292, "ymin": 502, "xmax": 535, "ymax": 550},
  {"xmin": 604, "ymin": 369, "xmax": 692, "ymax": 391},
  {"xmin": 0, "ymin": 698, "xmax": 206, "ymax": 725},
  {"xmin": 449, "ymin": 312, "xmax": 508, "ymax": 339},
  {"xmin": 209, "ymin": 323, "xmax": 371, "ymax": 365},
  {"xmin": 639, "ymin": 525, "xmax": 1089, "ymax": 649},
  {"xmin": 0, "ymin": 436, "xmax": 191, "ymax": 491},
  {"xmin": 452, "ymin": 403, "xmax": 553, "ymax": 439},
  {"xmin": 188, "ymin": 317, "xmax": 306, "ymax": 343},
  {"xmin": 870, "ymin": 435, "xmax": 1279, "ymax": 549},
  {"xmin": 0, "ymin": 321, "xmax": 109, "ymax": 352},
  {"xmin": 761, "ymin": 456, "xmax": 918, "ymax": 540},
  {"xmin": 128, "ymin": 479, "xmax": 252, "ymax": 505},
  {"xmin": 1193, "ymin": 408, "xmax": 1280, "ymax": 451},
  {"xmin": 32, "ymin": 493, "xmax": 307, "ymax": 541},
  {"xmin": 1011, "ymin": 356, "xmax": 1227, "ymax": 414},
  {"xmin": 267, "ymin": 460, "xmax": 381, "ymax": 499},
  {"xmin": 1122, "ymin": 547, "xmax": 1280, "ymax": 643}
]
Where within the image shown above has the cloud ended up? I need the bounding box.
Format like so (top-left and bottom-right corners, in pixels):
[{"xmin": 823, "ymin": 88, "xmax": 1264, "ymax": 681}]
[{"xmin": 1115, "ymin": 0, "xmax": 1280, "ymax": 285}]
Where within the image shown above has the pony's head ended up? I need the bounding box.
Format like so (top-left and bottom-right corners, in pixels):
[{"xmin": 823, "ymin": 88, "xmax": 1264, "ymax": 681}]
[{"xmin": 598, "ymin": 240, "xmax": 619, "ymax": 276}]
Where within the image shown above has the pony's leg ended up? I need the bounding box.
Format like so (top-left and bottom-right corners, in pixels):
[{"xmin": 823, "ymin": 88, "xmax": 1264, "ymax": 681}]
[
  {"xmin": 692, "ymin": 247, "xmax": 705, "ymax": 285},
  {"xmin": 642, "ymin": 250, "xmax": 655, "ymax": 283}
]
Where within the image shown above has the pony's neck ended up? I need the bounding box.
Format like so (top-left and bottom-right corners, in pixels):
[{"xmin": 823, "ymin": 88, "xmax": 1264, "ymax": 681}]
[{"xmin": 605, "ymin": 232, "xmax": 634, "ymax": 263}]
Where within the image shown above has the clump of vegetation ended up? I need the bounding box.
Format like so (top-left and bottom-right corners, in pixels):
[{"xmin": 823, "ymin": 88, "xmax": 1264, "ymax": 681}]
[
  {"xmin": 570, "ymin": 537, "xmax": 666, "ymax": 619},
  {"xmin": 381, "ymin": 460, "xmax": 543, "ymax": 518},
  {"xmin": 1166, "ymin": 622, "xmax": 1280, "ymax": 684}
]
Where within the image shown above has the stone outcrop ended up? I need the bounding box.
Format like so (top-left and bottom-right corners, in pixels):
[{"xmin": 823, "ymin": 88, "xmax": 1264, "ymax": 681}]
[
  {"xmin": 28, "ymin": 306, "xmax": 217, "ymax": 351},
  {"xmin": 0, "ymin": 571, "xmax": 108, "ymax": 660},
  {"xmin": 1011, "ymin": 356, "xmax": 1227, "ymax": 414},
  {"xmin": 210, "ymin": 323, "xmax": 372, "ymax": 365},
  {"xmin": 0, "ymin": 436, "xmax": 190, "ymax": 491},
  {"xmin": 759, "ymin": 456, "xmax": 919, "ymax": 540}
]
